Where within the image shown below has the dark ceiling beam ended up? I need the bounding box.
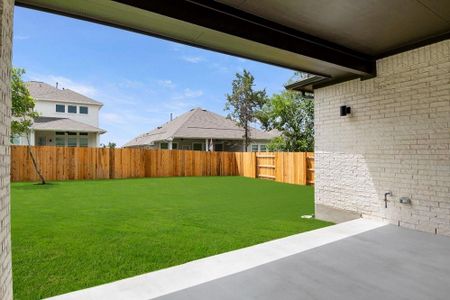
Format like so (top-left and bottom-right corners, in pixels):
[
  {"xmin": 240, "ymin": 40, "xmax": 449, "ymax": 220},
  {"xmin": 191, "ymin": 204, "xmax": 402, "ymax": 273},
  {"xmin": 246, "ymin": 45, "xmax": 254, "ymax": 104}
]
[{"xmin": 111, "ymin": 0, "xmax": 376, "ymax": 77}]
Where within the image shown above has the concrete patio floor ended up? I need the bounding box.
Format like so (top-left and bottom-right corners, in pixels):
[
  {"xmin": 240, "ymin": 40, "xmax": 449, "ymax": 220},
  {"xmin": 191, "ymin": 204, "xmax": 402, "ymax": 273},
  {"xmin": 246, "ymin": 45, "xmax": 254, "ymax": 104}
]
[{"xmin": 48, "ymin": 219, "xmax": 450, "ymax": 300}]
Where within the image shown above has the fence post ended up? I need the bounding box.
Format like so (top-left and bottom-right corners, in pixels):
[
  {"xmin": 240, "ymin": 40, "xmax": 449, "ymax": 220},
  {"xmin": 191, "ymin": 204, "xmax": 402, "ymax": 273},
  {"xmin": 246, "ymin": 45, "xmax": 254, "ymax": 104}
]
[
  {"xmin": 109, "ymin": 148, "xmax": 115, "ymax": 179},
  {"xmin": 301, "ymin": 152, "xmax": 307, "ymax": 185},
  {"xmin": 253, "ymin": 152, "xmax": 257, "ymax": 178}
]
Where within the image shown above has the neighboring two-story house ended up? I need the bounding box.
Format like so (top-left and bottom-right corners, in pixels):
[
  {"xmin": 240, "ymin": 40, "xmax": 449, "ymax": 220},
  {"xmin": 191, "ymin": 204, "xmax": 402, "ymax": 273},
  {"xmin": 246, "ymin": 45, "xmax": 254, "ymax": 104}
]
[
  {"xmin": 124, "ymin": 108, "xmax": 279, "ymax": 151},
  {"xmin": 11, "ymin": 81, "xmax": 105, "ymax": 147}
]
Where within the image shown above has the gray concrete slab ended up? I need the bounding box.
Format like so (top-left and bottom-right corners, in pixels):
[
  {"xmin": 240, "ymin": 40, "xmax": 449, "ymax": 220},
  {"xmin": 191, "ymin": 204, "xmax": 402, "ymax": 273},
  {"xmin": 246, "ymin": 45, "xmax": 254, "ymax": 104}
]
[
  {"xmin": 47, "ymin": 219, "xmax": 385, "ymax": 300},
  {"xmin": 315, "ymin": 204, "xmax": 361, "ymax": 223},
  {"xmin": 156, "ymin": 225, "xmax": 450, "ymax": 300}
]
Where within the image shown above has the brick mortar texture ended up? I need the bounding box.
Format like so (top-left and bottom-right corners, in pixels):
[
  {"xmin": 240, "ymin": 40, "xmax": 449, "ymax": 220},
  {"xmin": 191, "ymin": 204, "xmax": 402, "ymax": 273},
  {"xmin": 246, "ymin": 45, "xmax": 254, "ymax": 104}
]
[
  {"xmin": 0, "ymin": 0, "xmax": 13, "ymax": 299},
  {"xmin": 315, "ymin": 40, "xmax": 450, "ymax": 235}
]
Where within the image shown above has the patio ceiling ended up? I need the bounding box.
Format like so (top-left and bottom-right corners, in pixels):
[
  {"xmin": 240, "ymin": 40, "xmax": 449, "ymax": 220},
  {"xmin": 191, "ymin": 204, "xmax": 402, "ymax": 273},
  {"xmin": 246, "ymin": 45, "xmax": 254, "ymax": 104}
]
[{"xmin": 16, "ymin": 0, "xmax": 450, "ymax": 87}]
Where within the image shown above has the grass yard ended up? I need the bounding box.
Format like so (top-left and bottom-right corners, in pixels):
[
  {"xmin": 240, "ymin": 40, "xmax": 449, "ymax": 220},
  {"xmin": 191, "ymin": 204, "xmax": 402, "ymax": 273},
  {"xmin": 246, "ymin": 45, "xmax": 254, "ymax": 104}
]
[{"xmin": 11, "ymin": 176, "xmax": 332, "ymax": 299}]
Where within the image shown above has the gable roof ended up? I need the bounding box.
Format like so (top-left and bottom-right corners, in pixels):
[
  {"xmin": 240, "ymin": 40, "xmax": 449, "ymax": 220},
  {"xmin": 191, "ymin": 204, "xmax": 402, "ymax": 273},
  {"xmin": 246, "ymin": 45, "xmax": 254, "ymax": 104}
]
[
  {"xmin": 32, "ymin": 117, "xmax": 106, "ymax": 133},
  {"xmin": 25, "ymin": 81, "xmax": 103, "ymax": 106},
  {"xmin": 124, "ymin": 108, "xmax": 279, "ymax": 147}
]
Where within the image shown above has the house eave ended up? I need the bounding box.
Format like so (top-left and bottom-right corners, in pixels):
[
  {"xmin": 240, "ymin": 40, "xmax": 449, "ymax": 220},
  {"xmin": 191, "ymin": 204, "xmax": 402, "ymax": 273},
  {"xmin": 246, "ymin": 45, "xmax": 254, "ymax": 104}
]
[{"xmin": 34, "ymin": 97, "xmax": 104, "ymax": 107}]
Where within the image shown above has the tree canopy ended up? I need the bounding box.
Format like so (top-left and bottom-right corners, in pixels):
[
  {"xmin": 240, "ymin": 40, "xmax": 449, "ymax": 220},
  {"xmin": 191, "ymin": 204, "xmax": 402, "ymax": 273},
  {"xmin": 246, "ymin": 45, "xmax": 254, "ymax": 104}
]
[
  {"xmin": 11, "ymin": 68, "xmax": 39, "ymax": 137},
  {"xmin": 225, "ymin": 69, "xmax": 268, "ymax": 151},
  {"xmin": 11, "ymin": 68, "xmax": 45, "ymax": 184},
  {"xmin": 257, "ymin": 90, "xmax": 314, "ymax": 152}
]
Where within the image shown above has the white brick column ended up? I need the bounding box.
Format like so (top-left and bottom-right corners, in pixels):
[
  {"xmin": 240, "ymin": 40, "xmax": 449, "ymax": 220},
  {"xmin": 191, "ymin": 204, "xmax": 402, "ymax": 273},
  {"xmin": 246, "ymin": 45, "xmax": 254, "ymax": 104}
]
[{"xmin": 0, "ymin": 0, "xmax": 13, "ymax": 298}]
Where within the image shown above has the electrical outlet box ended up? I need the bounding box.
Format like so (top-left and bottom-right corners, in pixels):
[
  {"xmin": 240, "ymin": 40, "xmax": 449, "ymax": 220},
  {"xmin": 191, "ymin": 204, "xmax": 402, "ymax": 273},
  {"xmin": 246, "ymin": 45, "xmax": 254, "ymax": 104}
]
[{"xmin": 399, "ymin": 197, "xmax": 411, "ymax": 204}]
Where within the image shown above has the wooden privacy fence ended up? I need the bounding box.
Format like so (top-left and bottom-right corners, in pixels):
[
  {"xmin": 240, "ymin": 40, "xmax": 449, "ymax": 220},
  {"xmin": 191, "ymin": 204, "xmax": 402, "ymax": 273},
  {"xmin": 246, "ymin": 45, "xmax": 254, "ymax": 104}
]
[{"xmin": 11, "ymin": 146, "xmax": 314, "ymax": 185}]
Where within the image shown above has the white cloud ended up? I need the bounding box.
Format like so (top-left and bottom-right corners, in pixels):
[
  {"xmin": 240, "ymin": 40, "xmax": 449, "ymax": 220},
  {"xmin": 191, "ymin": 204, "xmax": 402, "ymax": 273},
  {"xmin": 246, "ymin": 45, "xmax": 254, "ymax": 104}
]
[
  {"xmin": 14, "ymin": 35, "xmax": 30, "ymax": 41},
  {"xmin": 209, "ymin": 62, "xmax": 229, "ymax": 73},
  {"xmin": 157, "ymin": 79, "xmax": 175, "ymax": 89},
  {"xmin": 101, "ymin": 112, "xmax": 126, "ymax": 125},
  {"xmin": 172, "ymin": 88, "xmax": 203, "ymax": 101},
  {"xmin": 100, "ymin": 109, "xmax": 167, "ymax": 147},
  {"xmin": 118, "ymin": 79, "xmax": 145, "ymax": 89},
  {"xmin": 101, "ymin": 110, "xmax": 158, "ymax": 126},
  {"xmin": 170, "ymin": 44, "xmax": 188, "ymax": 52},
  {"xmin": 183, "ymin": 88, "xmax": 203, "ymax": 98},
  {"xmin": 164, "ymin": 100, "xmax": 194, "ymax": 111},
  {"xmin": 181, "ymin": 55, "xmax": 205, "ymax": 63}
]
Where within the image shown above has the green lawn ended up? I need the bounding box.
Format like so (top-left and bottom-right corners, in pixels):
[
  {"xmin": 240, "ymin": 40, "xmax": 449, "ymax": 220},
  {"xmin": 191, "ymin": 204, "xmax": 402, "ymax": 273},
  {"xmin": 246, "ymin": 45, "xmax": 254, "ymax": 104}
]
[{"xmin": 11, "ymin": 176, "xmax": 331, "ymax": 299}]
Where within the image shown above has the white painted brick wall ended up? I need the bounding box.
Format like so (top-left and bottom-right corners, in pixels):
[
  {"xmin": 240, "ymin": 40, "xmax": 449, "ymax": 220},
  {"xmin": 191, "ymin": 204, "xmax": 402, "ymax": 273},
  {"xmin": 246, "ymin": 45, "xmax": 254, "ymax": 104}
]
[
  {"xmin": 315, "ymin": 40, "xmax": 450, "ymax": 235},
  {"xmin": 0, "ymin": 0, "xmax": 13, "ymax": 299}
]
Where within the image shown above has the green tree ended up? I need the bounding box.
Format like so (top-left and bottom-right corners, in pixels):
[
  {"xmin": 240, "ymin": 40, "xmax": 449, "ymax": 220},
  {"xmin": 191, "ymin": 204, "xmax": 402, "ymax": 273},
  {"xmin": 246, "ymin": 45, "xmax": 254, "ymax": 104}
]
[
  {"xmin": 258, "ymin": 90, "xmax": 314, "ymax": 152},
  {"xmin": 225, "ymin": 70, "xmax": 268, "ymax": 151},
  {"xmin": 102, "ymin": 142, "xmax": 116, "ymax": 149},
  {"xmin": 11, "ymin": 68, "xmax": 46, "ymax": 184}
]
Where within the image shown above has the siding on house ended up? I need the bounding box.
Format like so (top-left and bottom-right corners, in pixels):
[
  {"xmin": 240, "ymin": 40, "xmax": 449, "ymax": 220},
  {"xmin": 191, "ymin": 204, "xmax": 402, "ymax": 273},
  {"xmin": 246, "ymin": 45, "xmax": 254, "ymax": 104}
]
[
  {"xmin": 315, "ymin": 40, "xmax": 450, "ymax": 235},
  {"xmin": 34, "ymin": 99, "xmax": 101, "ymax": 127}
]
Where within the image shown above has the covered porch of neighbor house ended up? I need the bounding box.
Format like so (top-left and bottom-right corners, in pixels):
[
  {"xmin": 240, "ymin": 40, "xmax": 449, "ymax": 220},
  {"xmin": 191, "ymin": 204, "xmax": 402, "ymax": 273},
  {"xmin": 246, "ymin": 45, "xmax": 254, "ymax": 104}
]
[
  {"xmin": 10, "ymin": 116, "xmax": 106, "ymax": 147},
  {"xmin": 33, "ymin": 130, "xmax": 100, "ymax": 147},
  {"xmin": 158, "ymin": 138, "xmax": 269, "ymax": 152},
  {"xmin": 11, "ymin": 130, "xmax": 98, "ymax": 147}
]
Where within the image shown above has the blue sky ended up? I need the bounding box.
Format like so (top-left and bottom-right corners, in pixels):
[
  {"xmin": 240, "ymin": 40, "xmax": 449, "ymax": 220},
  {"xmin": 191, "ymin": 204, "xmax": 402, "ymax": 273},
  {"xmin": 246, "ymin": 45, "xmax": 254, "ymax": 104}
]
[{"xmin": 13, "ymin": 7, "xmax": 294, "ymax": 146}]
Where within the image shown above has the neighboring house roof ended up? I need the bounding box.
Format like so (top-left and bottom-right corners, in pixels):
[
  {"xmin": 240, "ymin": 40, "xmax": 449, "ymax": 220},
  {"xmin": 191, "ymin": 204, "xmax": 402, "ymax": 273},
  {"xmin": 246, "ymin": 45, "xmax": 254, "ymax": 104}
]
[
  {"xmin": 32, "ymin": 117, "xmax": 106, "ymax": 133},
  {"xmin": 25, "ymin": 81, "xmax": 103, "ymax": 106},
  {"xmin": 284, "ymin": 75, "xmax": 328, "ymax": 93},
  {"xmin": 124, "ymin": 108, "xmax": 279, "ymax": 147}
]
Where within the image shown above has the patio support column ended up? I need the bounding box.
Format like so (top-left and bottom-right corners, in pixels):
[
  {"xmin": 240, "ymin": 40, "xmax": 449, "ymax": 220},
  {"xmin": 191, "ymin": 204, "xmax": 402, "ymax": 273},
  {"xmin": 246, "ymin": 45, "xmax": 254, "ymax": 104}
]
[
  {"xmin": 0, "ymin": 0, "xmax": 14, "ymax": 299},
  {"xmin": 205, "ymin": 139, "xmax": 208, "ymax": 151},
  {"xmin": 168, "ymin": 141, "xmax": 172, "ymax": 150}
]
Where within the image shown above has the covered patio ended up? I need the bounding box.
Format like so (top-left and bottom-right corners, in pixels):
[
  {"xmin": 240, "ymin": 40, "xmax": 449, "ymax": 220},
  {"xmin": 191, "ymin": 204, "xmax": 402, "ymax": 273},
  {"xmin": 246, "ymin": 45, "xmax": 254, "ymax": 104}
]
[
  {"xmin": 1, "ymin": 1, "xmax": 449, "ymax": 299},
  {"xmin": 47, "ymin": 219, "xmax": 450, "ymax": 300}
]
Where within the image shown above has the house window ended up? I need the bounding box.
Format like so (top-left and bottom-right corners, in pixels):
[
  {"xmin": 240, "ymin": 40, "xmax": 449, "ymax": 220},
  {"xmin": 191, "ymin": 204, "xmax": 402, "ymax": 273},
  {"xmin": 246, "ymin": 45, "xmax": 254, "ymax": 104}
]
[
  {"xmin": 260, "ymin": 144, "xmax": 267, "ymax": 152},
  {"xmin": 79, "ymin": 133, "xmax": 88, "ymax": 147},
  {"xmin": 10, "ymin": 135, "xmax": 21, "ymax": 145},
  {"xmin": 172, "ymin": 143, "xmax": 178, "ymax": 150},
  {"xmin": 68, "ymin": 105, "xmax": 77, "ymax": 113},
  {"xmin": 55, "ymin": 132, "xmax": 65, "ymax": 146},
  {"xmin": 193, "ymin": 143, "xmax": 203, "ymax": 151},
  {"xmin": 182, "ymin": 145, "xmax": 191, "ymax": 150},
  {"xmin": 37, "ymin": 136, "xmax": 46, "ymax": 146},
  {"xmin": 67, "ymin": 132, "xmax": 77, "ymax": 147},
  {"xmin": 56, "ymin": 104, "xmax": 65, "ymax": 113},
  {"xmin": 251, "ymin": 144, "xmax": 259, "ymax": 152},
  {"xmin": 160, "ymin": 142, "xmax": 169, "ymax": 149},
  {"xmin": 214, "ymin": 143, "xmax": 223, "ymax": 151},
  {"xmin": 79, "ymin": 106, "xmax": 88, "ymax": 114}
]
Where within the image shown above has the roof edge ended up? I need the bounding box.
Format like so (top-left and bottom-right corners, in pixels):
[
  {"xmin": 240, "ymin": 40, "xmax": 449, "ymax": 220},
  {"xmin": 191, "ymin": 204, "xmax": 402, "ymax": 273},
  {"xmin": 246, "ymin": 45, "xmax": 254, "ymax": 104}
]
[{"xmin": 33, "ymin": 96, "xmax": 104, "ymax": 106}]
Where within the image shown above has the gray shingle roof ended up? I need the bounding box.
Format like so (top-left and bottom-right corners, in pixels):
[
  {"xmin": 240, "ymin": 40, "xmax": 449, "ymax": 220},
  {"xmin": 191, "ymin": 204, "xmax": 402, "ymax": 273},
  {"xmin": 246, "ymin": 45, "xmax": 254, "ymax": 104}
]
[
  {"xmin": 26, "ymin": 81, "xmax": 103, "ymax": 106},
  {"xmin": 32, "ymin": 117, "xmax": 106, "ymax": 133},
  {"xmin": 124, "ymin": 108, "xmax": 279, "ymax": 147}
]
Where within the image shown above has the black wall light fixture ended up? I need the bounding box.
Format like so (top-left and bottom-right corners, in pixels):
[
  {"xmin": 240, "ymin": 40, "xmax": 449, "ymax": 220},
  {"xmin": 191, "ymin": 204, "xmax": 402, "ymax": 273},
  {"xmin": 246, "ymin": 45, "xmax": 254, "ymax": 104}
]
[{"xmin": 340, "ymin": 105, "xmax": 351, "ymax": 116}]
